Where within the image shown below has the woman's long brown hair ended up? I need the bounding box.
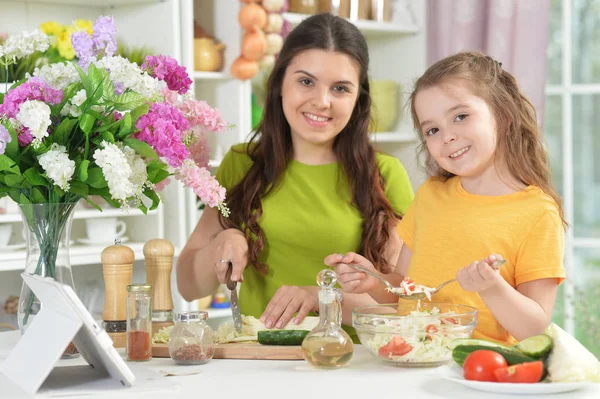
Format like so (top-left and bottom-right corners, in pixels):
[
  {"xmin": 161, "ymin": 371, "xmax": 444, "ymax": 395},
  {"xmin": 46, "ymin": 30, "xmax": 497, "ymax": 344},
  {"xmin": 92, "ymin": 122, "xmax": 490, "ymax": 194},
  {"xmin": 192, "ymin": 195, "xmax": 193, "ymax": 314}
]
[
  {"xmin": 409, "ymin": 51, "xmax": 566, "ymax": 227},
  {"xmin": 218, "ymin": 13, "xmax": 401, "ymax": 274}
]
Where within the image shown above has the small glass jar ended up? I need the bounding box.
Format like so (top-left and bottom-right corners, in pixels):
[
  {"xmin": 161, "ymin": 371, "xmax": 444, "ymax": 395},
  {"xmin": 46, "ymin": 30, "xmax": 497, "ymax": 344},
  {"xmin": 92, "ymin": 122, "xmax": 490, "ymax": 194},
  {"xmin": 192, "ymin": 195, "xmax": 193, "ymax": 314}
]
[
  {"xmin": 168, "ymin": 311, "xmax": 215, "ymax": 365},
  {"xmin": 126, "ymin": 283, "xmax": 152, "ymax": 362}
]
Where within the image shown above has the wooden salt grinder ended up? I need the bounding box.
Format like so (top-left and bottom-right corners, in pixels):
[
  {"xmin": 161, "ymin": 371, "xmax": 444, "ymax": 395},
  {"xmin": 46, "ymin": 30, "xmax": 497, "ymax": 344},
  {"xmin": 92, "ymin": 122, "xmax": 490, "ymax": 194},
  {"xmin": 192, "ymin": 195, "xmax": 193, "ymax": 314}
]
[
  {"xmin": 102, "ymin": 242, "xmax": 134, "ymax": 348},
  {"xmin": 144, "ymin": 239, "xmax": 175, "ymax": 335}
]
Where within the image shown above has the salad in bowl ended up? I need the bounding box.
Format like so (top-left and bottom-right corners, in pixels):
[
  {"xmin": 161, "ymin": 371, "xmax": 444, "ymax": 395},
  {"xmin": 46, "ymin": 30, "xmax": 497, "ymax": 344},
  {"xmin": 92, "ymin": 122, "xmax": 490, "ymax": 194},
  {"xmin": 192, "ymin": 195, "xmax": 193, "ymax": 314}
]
[{"xmin": 353, "ymin": 302, "xmax": 478, "ymax": 367}]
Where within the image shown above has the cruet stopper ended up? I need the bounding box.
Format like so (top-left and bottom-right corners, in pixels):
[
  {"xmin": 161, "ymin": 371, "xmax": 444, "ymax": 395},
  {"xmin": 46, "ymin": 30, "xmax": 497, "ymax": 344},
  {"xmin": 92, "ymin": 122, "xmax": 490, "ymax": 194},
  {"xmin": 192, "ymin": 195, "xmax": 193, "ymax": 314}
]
[
  {"xmin": 143, "ymin": 238, "xmax": 175, "ymax": 335},
  {"xmin": 102, "ymin": 240, "xmax": 135, "ymax": 348},
  {"xmin": 301, "ymin": 269, "xmax": 354, "ymax": 369}
]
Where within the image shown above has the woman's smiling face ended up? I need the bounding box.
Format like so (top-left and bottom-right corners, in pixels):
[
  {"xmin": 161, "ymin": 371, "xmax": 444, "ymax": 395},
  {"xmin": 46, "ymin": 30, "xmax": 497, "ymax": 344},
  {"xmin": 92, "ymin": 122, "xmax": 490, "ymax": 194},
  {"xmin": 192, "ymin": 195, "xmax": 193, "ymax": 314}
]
[{"xmin": 281, "ymin": 49, "xmax": 360, "ymax": 150}]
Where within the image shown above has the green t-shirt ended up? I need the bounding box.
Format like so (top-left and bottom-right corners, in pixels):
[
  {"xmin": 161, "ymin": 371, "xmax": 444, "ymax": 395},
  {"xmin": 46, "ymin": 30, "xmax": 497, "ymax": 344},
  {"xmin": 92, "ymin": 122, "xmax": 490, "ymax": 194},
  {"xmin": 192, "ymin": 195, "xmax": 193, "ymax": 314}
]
[{"xmin": 215, "ymin": 144, "xmax": 414, "ymax": 331}]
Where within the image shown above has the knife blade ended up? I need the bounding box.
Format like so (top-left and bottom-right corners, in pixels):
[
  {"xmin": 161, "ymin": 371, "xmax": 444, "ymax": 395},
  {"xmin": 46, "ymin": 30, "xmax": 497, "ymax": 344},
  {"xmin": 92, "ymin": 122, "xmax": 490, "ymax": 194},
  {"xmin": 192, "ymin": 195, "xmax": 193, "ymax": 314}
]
[{"xmin": 225, "ymin": 264, "xmax": 242, "ymax": 334}]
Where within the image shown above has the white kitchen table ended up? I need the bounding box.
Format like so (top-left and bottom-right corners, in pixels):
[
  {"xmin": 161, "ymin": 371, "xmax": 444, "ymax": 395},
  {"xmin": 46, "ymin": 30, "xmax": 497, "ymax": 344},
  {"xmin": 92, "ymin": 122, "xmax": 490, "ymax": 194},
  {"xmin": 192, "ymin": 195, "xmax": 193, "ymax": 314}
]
[{"xmin": 0, "ymin": 331, "xmax": 598, "ymax": 399}]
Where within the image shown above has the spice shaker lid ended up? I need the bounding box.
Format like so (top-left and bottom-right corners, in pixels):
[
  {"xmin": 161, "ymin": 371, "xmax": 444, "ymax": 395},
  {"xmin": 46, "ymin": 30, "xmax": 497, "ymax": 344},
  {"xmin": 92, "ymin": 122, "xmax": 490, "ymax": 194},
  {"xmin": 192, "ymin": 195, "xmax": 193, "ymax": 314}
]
[
  {"xmin": 175, "ymin": 311, "xmax": 208, "ymax": 322},
  {"xmin": 127, "ymin": 283, "xmax": 152, "ymax": 293}
]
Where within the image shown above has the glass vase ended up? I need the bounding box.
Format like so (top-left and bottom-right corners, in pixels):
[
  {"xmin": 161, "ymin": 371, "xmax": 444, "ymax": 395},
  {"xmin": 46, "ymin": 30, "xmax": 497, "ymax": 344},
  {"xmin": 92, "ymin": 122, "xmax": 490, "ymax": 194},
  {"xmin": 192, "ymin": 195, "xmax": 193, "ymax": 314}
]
[{"xmin": 17, "ymin": 202, "xmax": 79, "ymax": 358}]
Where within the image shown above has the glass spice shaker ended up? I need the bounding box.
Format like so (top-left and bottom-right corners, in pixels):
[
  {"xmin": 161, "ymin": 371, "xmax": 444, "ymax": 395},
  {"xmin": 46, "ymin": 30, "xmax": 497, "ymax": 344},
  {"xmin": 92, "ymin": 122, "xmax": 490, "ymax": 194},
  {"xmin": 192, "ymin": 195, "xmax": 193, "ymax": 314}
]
[
  {"xmin": 126, "ymin": 283, "xmax": 152, "ymax": 362},
  {"xmin": 301, "ymin": 269, "xmax": 354, "ymax": 369},
  {"xmin": 168, "ymin": 311, "xmax": 215, "ymax": 365}
]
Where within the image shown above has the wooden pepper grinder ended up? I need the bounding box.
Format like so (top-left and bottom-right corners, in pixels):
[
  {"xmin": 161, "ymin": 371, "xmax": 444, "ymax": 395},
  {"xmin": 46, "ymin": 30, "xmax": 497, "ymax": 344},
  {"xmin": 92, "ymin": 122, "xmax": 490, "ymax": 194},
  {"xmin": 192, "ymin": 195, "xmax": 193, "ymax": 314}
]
[
  {"xmin": 102, "ymin": 241, "xmax": 135, "ymax": 348},
  {"xmin": 144, "ymin": 239, "xmax": 175, "ymax": 335}
]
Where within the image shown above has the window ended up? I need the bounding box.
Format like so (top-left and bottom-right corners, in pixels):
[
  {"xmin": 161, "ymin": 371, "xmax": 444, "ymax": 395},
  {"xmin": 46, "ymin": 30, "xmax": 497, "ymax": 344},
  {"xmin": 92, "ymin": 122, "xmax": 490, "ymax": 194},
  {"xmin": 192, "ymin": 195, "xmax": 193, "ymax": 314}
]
[{"xmin": 547, "ymin": 0, "xmax": 600, "ymax": 356}]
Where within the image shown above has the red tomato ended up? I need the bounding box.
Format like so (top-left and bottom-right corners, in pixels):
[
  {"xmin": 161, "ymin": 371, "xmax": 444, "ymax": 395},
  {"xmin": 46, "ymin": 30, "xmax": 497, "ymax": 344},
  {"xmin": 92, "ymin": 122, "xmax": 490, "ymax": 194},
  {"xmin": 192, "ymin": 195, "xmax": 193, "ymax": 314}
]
[
  {"xmin": 402, "ymin": 277, "xmax": 416, "ymax": 292},
  {"xmin": 378, "ymin": 336, "xmax": 413, "ymax": 358},
  {"xmin": 494, "ymin": 361, "xmax": 544, "ymax": 383},
  {"xmin": 463, "ymin": 350, "xmax": 508, "ymax": 382},
  {"xmin": 441, "ymin": 317, "xmax": 458, "ymax": 325},
  {"xmin": 425, "ymin": 325, "xmax": 438, "ymax": 333}
]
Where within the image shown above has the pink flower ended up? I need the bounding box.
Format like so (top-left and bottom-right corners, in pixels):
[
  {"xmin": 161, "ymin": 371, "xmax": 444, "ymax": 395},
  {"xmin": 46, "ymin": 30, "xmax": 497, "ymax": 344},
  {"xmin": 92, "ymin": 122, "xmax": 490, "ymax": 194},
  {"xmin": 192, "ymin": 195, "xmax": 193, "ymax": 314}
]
[
  {"xmin": 154, "ymin": 177, "xmax": 171, "ymax": 192},
  {"xmin": 174, "ymin": 159, "xmax": 225, "ymax": 208},
  {"xmin": 0, "ymin": 78, "xmax": 63, "ymax": 119},
  {"xmin": 142, "ymin": 55, "xmax": 192, "ymax": 95},
  {"xmin": 177, "ymin": 98, "xmax": 227, "ymax": 132},
  {"xmin": 135, "ymin": 102, "xmax": 190, "ymax": 168},
  {"xmin": 18, "ymin": 128, "xmax": 33, "ymax": 146},
  {"xmin": 188, "ymin": 131, "xmax": 211, "ymax": 169}
]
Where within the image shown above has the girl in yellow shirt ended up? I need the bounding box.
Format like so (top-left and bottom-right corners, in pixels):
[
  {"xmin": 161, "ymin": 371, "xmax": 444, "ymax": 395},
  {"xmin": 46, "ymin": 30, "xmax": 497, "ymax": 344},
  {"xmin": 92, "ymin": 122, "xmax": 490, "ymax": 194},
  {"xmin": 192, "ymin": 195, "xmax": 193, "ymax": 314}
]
[{"xmin": 326, "ymin": 51, "xmax": 566, "ymax": 344}]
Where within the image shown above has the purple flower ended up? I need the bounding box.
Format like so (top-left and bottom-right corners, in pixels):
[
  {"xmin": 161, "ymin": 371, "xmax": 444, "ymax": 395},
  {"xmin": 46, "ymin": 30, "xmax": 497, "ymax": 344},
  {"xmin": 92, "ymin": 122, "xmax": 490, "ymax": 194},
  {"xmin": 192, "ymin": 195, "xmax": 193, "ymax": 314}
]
[
  {"xmin": 135, "ymin": 102, "xmax": 190, "ymax": 168},
  {"xmin": 17, "ymin": 128, "xmax": 33, "ymax": 147},
  {"xmin": 92, "ymin": 16, "xmax": 117, "ymax": 57},
  {"xmin": 0, "ymin": 78, "xmax": 63, "ymax": 119},
  {"xmin": 0, "ymin": 126, "xmax": 12, "ymax": 155},
  {"xmin": 142, "ymin": 55, "xmax": 192, "ymax": 95},
  {"xmin": 113, "ymin": 81, "xmax": 125, "ymax": 95},
  {"xmin": 71, "ymin": 30, "xmax": 95, "ymax": 70}
]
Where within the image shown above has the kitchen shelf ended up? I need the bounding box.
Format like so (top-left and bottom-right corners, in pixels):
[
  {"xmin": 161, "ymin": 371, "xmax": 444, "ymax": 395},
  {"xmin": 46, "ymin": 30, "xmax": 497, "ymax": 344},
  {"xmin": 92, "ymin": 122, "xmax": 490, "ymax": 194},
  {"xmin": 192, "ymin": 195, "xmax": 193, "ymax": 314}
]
[
  {"xmin": 193, "ymin": 71, "xmax": 231, "ymax": 81},
  {"xmin": 0, "ymin": 242, "xmax": 148, "ymax": 272},
  {"xmin": 370, "ymin": 131, "xmax": 417, "ymax": 143},
  {"xmin": 282, "ymin": 12, "xmax": 418, "ymax": 37},
  {"xmin": 10, "ymin": 0, "xmax": 161, "ymax": 6},
  {"xmin": 0, "ymin": 207, "xmax": 159, "ymax": 224}
]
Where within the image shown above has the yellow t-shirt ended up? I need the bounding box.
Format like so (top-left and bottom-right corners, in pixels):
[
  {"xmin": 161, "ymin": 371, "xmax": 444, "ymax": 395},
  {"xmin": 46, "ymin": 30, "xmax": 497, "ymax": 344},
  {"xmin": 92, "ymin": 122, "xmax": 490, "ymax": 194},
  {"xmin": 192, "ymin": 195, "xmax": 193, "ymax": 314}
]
[{"xmin": 397, "ymin": 176, "xmax": 566, "ymax": 344}]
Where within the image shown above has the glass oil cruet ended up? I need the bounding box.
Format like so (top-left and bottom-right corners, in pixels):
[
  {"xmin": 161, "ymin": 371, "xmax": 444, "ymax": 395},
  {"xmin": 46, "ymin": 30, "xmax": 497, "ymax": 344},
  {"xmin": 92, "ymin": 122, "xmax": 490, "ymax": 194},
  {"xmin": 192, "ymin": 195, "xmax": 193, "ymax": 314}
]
[{"xmin": 301, "ymin": 269, "xmax": 354, "ymax": 368}]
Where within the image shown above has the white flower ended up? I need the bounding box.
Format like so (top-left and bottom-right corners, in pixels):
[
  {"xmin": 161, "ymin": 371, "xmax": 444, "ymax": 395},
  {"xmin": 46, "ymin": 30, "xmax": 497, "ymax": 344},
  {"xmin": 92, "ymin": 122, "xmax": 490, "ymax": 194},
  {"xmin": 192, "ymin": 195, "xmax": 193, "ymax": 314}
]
[
  {"xmin": 0, "ymin": 29, "xmax": 50, "ymax": 61},
  {"xmin": 94, "ymin": 55, "xmax": 164, "ymax": 100},
  {"xmin": 93, "ymin": 141, "xmax": 135, "ymax": 203},
  {"xmin": 71, "ymin": 89, "xmax": 87, "ymax": 107},
  {"xmin": 16, "ymin": 100, "xmax": 51, "ymax": 148},
  {"xmin": 31, "ymin": 62, "xmax": 79, "ymax": 90},
  {"xmin": 38, "ymin": 144, "xmax": 75, "ymax": 191},
  {"xmin": 122, "ymin": 145, "xmax": 148, "ymax": 199}
]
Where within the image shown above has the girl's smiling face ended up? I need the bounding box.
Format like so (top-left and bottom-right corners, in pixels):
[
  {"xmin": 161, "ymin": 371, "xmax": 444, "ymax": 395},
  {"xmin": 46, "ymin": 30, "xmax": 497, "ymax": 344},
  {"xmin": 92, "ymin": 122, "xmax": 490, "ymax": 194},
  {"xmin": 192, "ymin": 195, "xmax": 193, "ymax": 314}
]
[
  {"xmin": 415, "ymin": 82, "xmax": 499, "ymax": 179},
  {"xmin": 281, "ymin": 49, "xmax": 360, "ymax": 152}
]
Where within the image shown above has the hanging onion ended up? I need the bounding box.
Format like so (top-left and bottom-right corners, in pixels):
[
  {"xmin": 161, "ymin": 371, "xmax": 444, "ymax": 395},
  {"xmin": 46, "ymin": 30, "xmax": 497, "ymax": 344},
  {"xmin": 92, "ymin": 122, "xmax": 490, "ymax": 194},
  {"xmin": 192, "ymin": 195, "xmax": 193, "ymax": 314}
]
[
  {"xmin": 241, "ymin": 26, "xmax": 267, "ymax": 61},
  {"xmin": 262, "ymin": 0, "xmax": 285, "ymax": 12},
  {"xmin": 238, "ymin": 3, "xmax": 268, "ymax": 30},
  {"xmin": 230, "ymin": 56, "xmax": 259, "ymax": 80},
  {"xmin": 265, "ymin": 33, "xmax": 283, "ymax": 55},
  {"xmin": 265, "ymin": 13, "xmax": 284, "ymax": 33}
]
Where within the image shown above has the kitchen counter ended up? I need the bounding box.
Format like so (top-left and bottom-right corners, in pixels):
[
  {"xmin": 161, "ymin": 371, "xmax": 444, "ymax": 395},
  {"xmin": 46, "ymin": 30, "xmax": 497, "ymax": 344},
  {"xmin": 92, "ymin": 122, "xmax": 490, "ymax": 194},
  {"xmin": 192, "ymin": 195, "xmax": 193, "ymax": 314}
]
[{"xmin": 0, "ymin": 331, "xmax": 598, "ymax": 399}]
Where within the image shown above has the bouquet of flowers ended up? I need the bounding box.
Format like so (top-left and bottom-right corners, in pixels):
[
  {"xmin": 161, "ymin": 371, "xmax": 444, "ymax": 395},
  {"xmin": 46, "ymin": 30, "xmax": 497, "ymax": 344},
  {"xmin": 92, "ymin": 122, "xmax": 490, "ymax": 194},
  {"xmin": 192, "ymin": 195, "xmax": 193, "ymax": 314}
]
[
  {"xmin": 0, "ymin": 15, "xmax": 229, "ymax": 214},
  {"xmin": 1, "ymin": 16, "xmax": 229, "ymax": 330}
]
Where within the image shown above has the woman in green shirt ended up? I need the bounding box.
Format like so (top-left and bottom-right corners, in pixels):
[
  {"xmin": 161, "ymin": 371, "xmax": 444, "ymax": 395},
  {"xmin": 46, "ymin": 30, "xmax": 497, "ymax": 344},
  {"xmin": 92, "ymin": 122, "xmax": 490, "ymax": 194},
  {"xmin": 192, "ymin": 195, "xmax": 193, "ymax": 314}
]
[{"xmin": 177, "ymin": 13, "xmax": 414, "ymax": 332}]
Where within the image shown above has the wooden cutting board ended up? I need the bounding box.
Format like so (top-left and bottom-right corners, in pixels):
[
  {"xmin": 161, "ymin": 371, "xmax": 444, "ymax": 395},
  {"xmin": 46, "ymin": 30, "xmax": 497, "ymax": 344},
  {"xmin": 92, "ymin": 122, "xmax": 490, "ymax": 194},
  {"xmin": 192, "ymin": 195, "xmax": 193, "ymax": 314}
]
[{"xmin": 152, "ymin": 342, "xmax": 304, "ymax": 360}]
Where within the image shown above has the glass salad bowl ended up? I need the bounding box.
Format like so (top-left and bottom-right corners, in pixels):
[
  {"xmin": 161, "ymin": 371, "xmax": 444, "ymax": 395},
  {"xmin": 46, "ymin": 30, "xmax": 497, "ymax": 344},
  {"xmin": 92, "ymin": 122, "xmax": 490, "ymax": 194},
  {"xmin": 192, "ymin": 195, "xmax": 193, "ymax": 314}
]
[{"xmin": 353, "ymin": 302, "xmax": 478, "ymax": 367}]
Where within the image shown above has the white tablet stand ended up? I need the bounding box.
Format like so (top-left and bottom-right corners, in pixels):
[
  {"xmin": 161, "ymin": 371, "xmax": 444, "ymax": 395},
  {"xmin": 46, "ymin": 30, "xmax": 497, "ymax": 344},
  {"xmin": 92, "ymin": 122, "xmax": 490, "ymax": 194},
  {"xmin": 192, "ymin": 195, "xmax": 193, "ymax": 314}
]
[{"xmin": 1, "ymin": 274, "xmax": 135, "ymax": 395}]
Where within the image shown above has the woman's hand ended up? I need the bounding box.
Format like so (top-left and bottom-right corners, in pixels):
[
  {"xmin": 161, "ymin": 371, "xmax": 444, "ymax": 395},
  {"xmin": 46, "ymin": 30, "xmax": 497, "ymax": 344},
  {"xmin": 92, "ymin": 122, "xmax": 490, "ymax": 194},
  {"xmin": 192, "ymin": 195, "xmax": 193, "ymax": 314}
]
[
  {"xmin": 456, "ymin": 254, "xmax": 504, "ymax": 293},
  {"xmin": 260, "ymin": 286, "xmax": 317, "ymax": 329},
  {"xmin": 212, "ymin": 228, "xmax": 248, "ymax": 283},
  {"xmin": 323, "ymin": 252, "xmax": 379, "ymax": 294}
]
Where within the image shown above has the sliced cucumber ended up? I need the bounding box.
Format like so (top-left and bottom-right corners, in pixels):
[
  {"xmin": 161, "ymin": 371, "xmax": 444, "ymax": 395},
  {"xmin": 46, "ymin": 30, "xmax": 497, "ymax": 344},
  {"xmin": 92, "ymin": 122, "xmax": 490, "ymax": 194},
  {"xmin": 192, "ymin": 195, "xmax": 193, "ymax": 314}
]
[
  {"xmin": 513, "ymin": 334, "xmax": 553, "ymax": 359},
  {"xmin": 452, "ymin": 344, "xmax": 536, "ymax": 367},
  {"xmin": 257, "ymin": 330, "xmax": 310, "ymax": 346}
]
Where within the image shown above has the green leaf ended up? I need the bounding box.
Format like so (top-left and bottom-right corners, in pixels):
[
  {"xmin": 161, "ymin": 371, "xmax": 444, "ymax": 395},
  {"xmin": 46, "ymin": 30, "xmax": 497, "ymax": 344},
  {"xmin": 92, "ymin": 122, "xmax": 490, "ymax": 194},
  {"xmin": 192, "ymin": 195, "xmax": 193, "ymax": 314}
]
[
  {"xmin": 79, "ymin": 113, "xmax": 96, "ymax": 135},
  {"xmin": 144, "ymin": 188, "xmax": 161, "ymax": 210},
  {"xmin": 87, "ymin": 63, "xmax": 104, "ymax": 103},
  {"xmin": 0, "ymin": 155, "xmax": 20, "ymax": 174},
  {"xmin": 129, "ymin": 104, "xmax": 149, "ymax": 126},
  {"xmin": 3, "ymin": 122, "xmax": 19, "ymax": 162},
  {"xmin": 31, "ymin": 187, "xmax": 46, "ymax": 203},
  {"xmin": 101, "ymin": 70, "xmax": 115, "ymax": 100},
  {"xmin": 148, "ymin": 169, "xmax": 170, "ymax": 184},
  {"xmin": 123, "ymin": 138, "xmax": 158, "ymax": 160},
  {"xmin": 18, "ymin": 193, "xmax": 31, "ymax": 204},
  {"xmin": 69, "ymin": 180, "xmax": 89, "ymax": 197},
  {"xmin": 116, "ymin": 112, "xmax": 132, "ymax": 138},
  {"xmin": 5, "ymin": 174, "xmax": 25, "ymax": 187},
  {"xmin": 56, "ymin": 82, "xmax": 81, "ymax": 114},
  {"xmin": 24, "ymin": 167, "xmax": 48, "ymax": 186},
  {"xmin": 53, "ymin": 117, "xmax": 78, "ymax": 146},
  {"xmin": 112, "ymin": 92, "xmax": 146, "ymax": 111},
  {"xmin": 138, "ymin": 202, "xmax": 148, "ymax": 215},
  {"xmin": 147, "ymin": 159, "xmax": 168, "ymax": 171},
  {"xmin": 53, "ymin": 185, "xmax": 65, "ymax": 198},
  {"xmin": 94, "ymin": 119, "xmax": 121, "ymax": 133},
  {"xmin": 87, "ymin": 167, "xmax": 108, "ymax": 188},
  {"xmin": 88, "ymin": 187, "xmax": 120, "ymax": 207},
  {"xmin": 75, "ymin": 64, "xmax": 91, "ymax": 95},
  {"xmin": 81, "ymin": 196, "xmax": 103, "ymax": 211},
  {"xmin": 101, "ymin": 131, "xmax": 115, "ymax": 143},
  {"xmin": 78, "ymin": 159, "xmax": 90, "ymax": 182}
]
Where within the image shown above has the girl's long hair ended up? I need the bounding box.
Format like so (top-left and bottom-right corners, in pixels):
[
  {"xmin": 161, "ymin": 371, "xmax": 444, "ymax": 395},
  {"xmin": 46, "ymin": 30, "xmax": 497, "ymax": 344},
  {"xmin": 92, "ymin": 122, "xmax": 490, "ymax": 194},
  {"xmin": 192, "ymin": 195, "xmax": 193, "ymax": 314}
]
[
  {"xmin": 218, "ymin": 13, "xmax": 401, "ymax": 273},
  {"xmin": 409, "ymin": 51, "xmax": 566, "ymax": 227}
]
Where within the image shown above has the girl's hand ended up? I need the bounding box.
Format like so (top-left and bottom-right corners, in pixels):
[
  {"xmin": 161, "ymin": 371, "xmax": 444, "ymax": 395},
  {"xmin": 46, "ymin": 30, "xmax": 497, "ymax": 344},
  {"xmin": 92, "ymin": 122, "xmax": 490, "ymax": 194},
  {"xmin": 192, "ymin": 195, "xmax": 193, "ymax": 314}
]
[
  {"xmin": 260, "ymin": 286, "xmax": 317, "ymax": 329},
  {"xmin": 212, "ymin": 228, "xmax": 248, "ymax": 283},
  {"xmin": 456, "ymin": 254, "xmax": 504, "ymax": 293},
  {"xmin": 323, "ymin": 252, "xmax": 379, "ymax": 294}
]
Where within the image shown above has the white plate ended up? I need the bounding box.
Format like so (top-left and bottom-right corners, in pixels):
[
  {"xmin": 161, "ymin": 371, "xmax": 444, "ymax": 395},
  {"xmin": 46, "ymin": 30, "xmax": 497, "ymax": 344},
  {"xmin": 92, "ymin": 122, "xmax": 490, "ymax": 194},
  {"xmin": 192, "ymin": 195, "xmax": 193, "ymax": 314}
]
[
  {"xmin": 77, "ymin": 236, "xmax": 129, "ymax": 246},
  {"xmin": 438, "ymin": 364, "xmax": 592, "ymax": 395},
  {"xmin": 0, "ymin": 242, "xmax": 26, "ymax": 251}
]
